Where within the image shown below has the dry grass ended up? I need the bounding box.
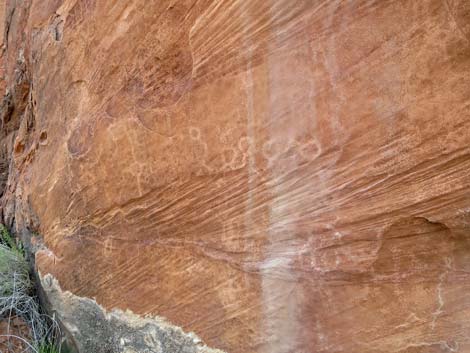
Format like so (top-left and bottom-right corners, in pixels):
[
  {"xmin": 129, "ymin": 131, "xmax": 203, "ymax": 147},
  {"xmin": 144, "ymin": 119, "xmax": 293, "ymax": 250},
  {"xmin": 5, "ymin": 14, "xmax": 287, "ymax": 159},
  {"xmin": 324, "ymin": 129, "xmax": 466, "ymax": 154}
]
[{"xmin": 0, "ymin": 225, "xmax": 61, "ymax": 353}]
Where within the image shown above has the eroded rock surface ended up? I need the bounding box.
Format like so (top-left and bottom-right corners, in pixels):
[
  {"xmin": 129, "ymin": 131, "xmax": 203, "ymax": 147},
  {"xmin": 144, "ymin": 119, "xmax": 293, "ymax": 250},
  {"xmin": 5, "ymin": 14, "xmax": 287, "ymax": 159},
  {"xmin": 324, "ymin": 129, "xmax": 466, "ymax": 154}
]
[
  {"xmin": 40, "ymin": 273, "xmax": 224, "ymax": 353},
  {"xmin": 0, "ymin": 0, "xmax": 469, "ymax": 352}
]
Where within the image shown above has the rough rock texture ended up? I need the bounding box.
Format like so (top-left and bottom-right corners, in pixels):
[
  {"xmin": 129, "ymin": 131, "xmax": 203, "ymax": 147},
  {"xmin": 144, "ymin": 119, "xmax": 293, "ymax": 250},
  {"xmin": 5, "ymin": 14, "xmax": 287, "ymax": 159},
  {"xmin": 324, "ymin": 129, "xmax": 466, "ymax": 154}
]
[
  {"xmin": 0, "ymin": 0, "xmax": 469, "ymax": 352},
  {"xmin": 40, "ymin": 273, "xmax": 224, "ymax": 353}
]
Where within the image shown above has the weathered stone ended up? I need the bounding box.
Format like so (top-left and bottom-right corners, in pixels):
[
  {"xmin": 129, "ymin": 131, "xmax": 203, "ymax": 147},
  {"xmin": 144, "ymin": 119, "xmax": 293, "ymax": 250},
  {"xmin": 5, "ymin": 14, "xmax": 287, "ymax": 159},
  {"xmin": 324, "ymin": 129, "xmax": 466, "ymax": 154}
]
[
  {"xmin": 40, "ymin": 273, "xmax": 223, "ymax": 353},
  {"xmin": 0, "ymin": 0, "xmax": 469, "ymax": 352}
]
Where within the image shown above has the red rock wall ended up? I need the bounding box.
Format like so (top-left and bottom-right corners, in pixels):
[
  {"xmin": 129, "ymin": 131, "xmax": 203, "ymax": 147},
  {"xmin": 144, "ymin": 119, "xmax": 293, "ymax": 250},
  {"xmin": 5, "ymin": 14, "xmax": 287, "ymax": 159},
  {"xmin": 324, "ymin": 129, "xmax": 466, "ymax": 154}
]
[{"xmin": 0, "ymin": 0, "xmax": 470, "ymax": 352}]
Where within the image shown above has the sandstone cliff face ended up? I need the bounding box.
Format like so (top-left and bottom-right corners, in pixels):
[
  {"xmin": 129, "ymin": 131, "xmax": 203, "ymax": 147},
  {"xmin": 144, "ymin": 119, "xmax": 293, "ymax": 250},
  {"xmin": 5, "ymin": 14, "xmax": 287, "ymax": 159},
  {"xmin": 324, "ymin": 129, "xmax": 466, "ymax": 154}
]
[{"xmin": 0, "ymin": 0, "xmax": 470, "ymax": 352}]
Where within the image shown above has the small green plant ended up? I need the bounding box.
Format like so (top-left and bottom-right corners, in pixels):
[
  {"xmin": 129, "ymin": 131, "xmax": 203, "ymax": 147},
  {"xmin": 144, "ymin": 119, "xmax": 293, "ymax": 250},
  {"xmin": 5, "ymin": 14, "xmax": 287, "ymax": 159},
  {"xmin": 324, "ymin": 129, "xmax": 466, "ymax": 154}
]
[
  {"xmin": 38, "ymin": 342, "xmax": 61, "ymax": 353},
  {"xmin": 0, "ymin": 243, "xmax": 31, "ymax": 297},
  {"xmin": 0, "ymin": 223, "xmax": 24, "ymax": 255},
  {"xmin": 0, "ymin": 224, "xmax": 62, "ymax": 353}
]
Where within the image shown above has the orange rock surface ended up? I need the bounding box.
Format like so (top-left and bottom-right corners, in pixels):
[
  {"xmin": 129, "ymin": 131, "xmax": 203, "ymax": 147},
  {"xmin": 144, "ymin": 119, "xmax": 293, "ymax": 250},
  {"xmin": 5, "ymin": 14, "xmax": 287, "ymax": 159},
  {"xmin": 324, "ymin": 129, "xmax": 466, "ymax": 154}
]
[{"xmin": 0, "ymin": 0, "xmax": 469, "ymax": 352}]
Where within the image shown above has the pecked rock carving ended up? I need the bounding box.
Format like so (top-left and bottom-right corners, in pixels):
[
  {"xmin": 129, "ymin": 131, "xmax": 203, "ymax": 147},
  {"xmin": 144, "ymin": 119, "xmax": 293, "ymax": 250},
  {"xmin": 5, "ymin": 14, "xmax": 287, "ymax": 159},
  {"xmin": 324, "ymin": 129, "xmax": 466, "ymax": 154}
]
[{"xmin": 0, "ymin": 0, "xmax": 469, "ymax": 352}]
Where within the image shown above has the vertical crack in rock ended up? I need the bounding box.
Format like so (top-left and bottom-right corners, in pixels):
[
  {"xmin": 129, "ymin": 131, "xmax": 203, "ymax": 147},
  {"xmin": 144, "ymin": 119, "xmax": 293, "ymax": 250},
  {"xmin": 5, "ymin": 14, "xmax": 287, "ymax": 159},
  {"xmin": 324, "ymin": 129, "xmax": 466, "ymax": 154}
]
[{"xmin": 39, "ymin": 273, "xmax": 225, "ymax": 353}]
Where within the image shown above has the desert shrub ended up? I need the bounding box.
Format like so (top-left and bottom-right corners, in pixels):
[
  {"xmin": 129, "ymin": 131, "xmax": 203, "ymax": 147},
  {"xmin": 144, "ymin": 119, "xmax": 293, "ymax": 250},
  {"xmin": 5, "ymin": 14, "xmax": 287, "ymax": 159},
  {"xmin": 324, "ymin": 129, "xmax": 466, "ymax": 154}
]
[{"xmin": 0, "ymin": 225, "xmax": 61, "ymax": 353}]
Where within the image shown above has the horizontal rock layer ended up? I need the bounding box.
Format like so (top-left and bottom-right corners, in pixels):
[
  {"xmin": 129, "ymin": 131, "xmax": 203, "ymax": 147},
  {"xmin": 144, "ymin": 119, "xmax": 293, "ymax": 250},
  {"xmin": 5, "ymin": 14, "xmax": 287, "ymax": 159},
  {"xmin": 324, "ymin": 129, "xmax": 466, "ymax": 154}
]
[{"xmin": 0, "ymin": 0, "xmax": 469, "ymax": 352}]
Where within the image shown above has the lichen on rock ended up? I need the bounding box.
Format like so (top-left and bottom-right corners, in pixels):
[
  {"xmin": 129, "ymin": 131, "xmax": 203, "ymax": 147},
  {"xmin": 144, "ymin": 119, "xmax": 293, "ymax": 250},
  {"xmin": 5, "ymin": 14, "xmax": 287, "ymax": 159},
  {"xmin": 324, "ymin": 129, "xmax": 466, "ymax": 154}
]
[{"xmin": 40, "ymin": 273, "xmax": 224, "ymax": 353}]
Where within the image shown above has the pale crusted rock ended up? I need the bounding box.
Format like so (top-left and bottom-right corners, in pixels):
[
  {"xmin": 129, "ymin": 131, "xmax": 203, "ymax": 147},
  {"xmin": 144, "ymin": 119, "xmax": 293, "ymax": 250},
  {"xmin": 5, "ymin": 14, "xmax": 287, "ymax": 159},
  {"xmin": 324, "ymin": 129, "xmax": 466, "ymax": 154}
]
[{"xmin": 40, "ymin": 273, "xmax": 224, "ymax": 353}]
